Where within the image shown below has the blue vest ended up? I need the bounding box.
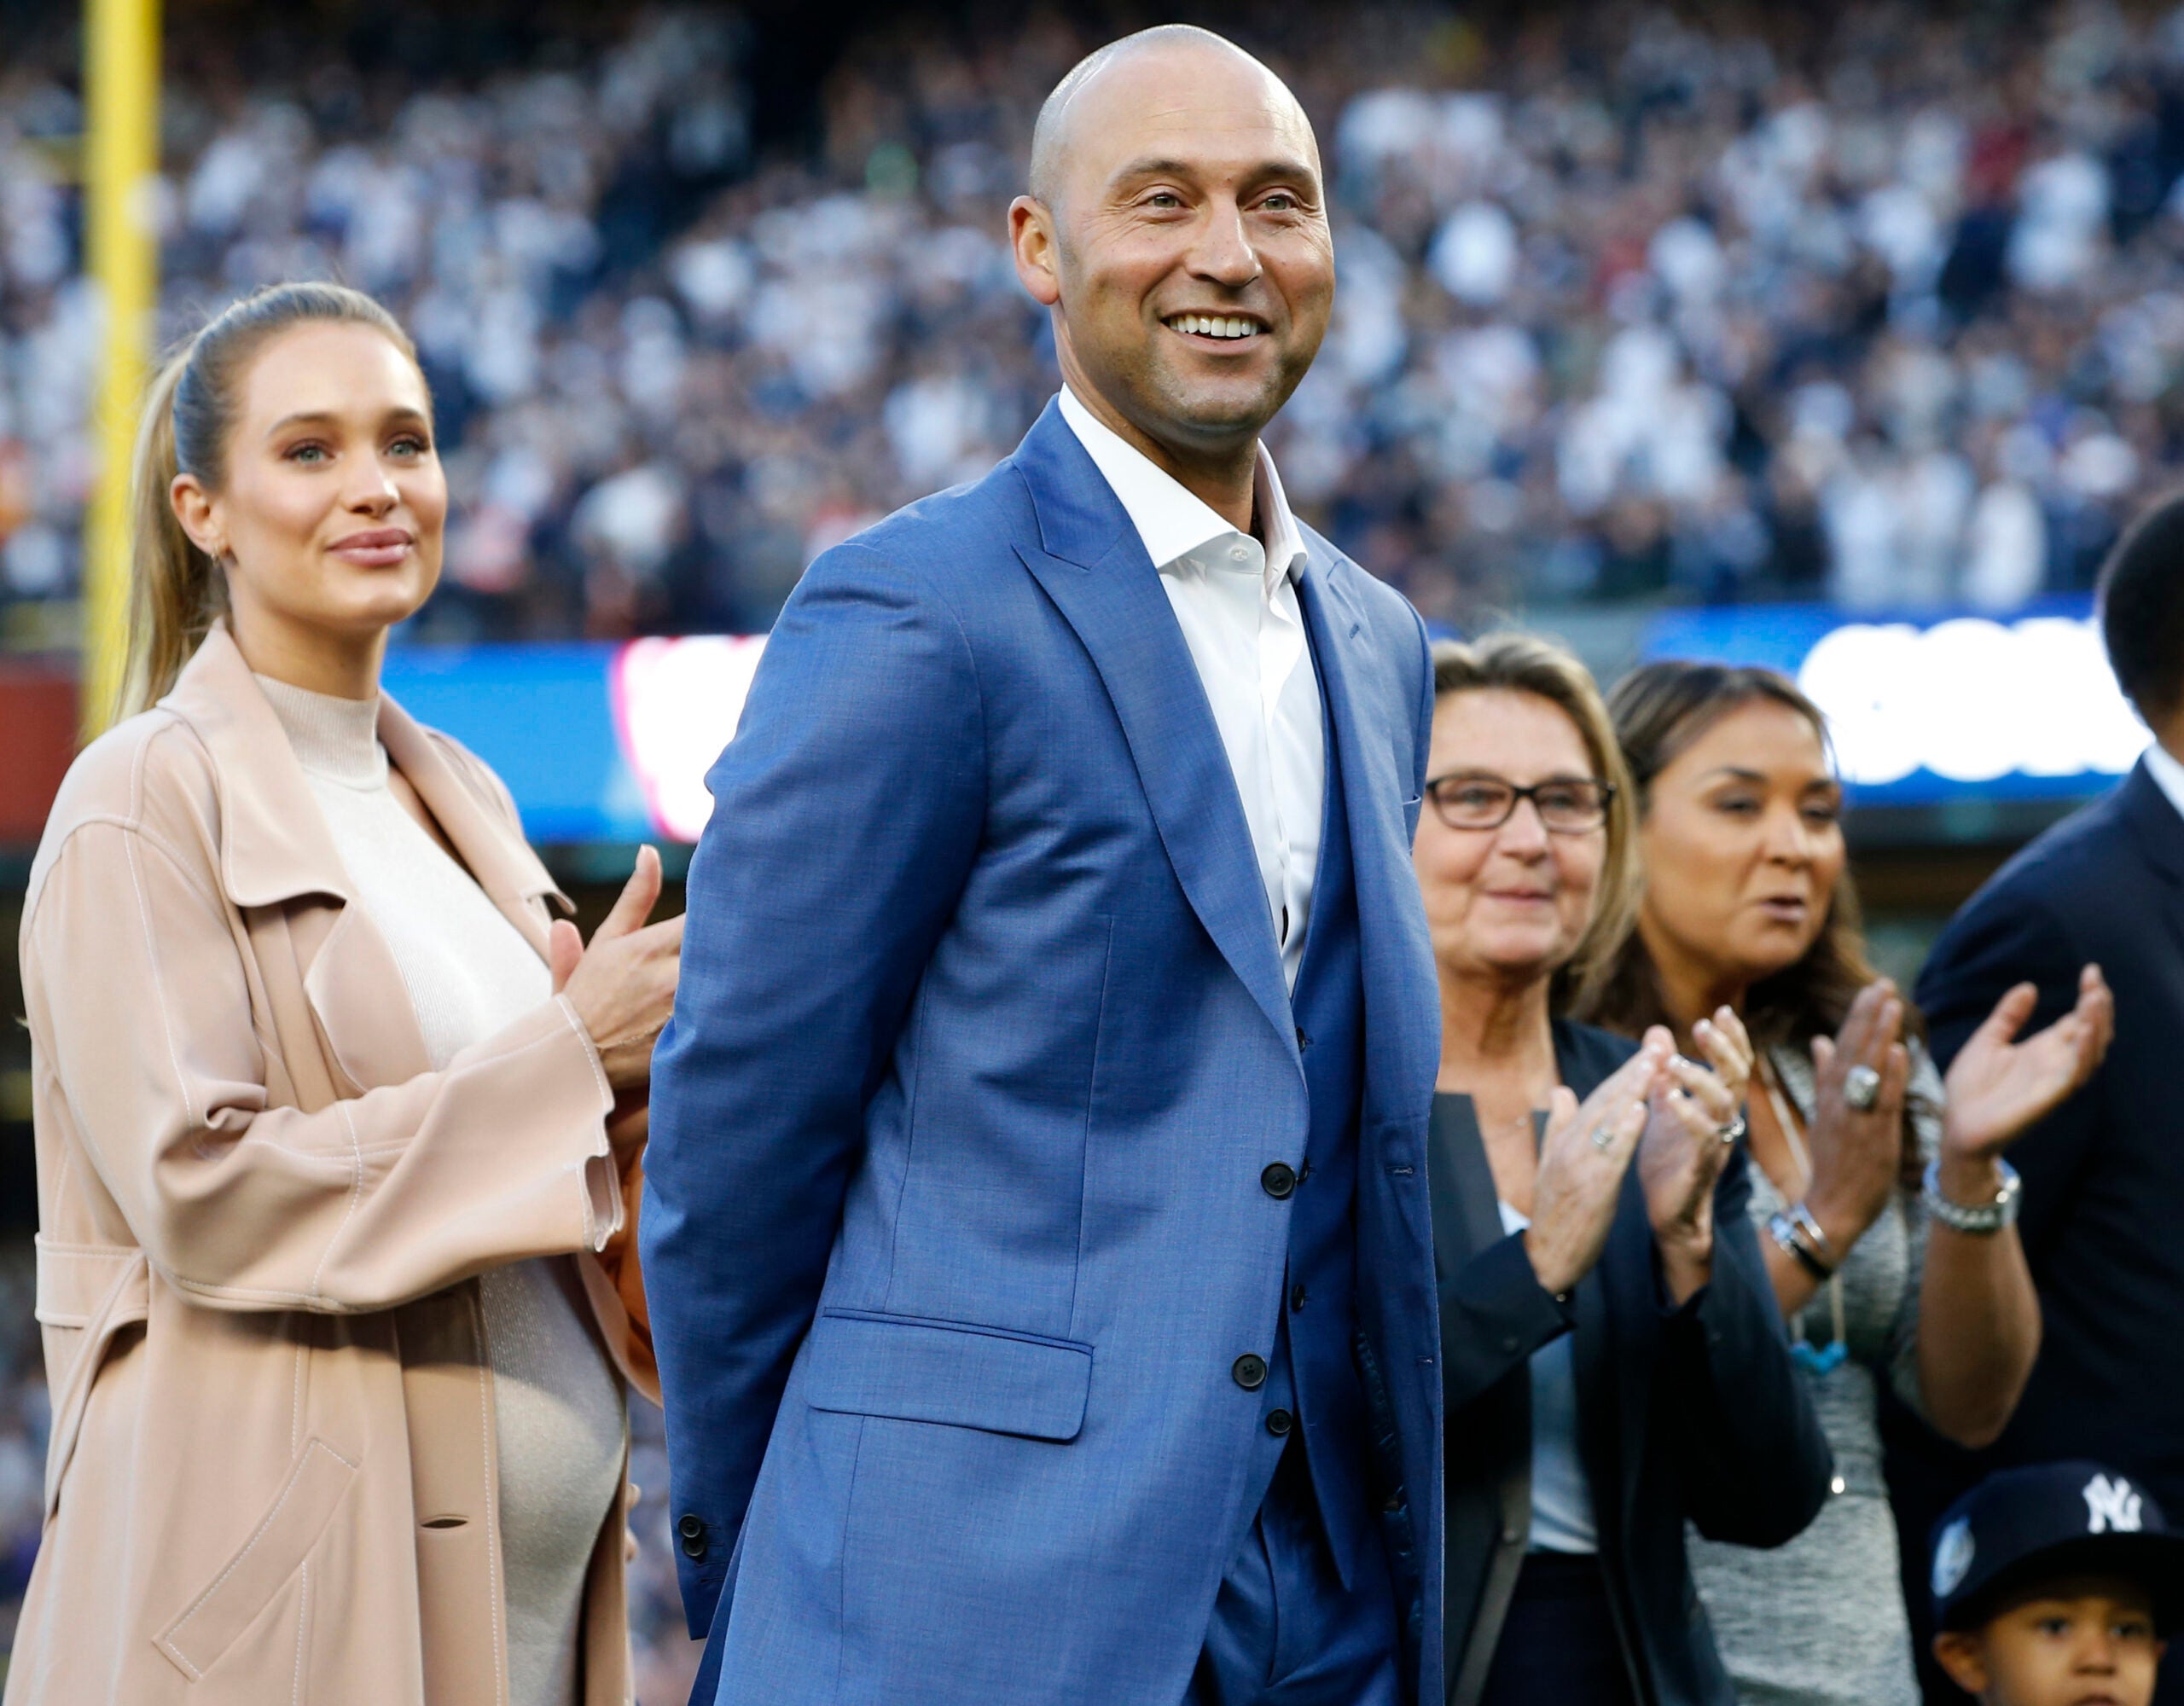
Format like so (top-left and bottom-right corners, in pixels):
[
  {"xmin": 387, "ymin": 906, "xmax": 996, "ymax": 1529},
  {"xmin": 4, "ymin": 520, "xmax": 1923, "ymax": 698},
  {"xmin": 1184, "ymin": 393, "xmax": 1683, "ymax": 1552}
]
[{"xmin": 1241, "ymin": 664, "xmax": 1372, "ymax": 1587}]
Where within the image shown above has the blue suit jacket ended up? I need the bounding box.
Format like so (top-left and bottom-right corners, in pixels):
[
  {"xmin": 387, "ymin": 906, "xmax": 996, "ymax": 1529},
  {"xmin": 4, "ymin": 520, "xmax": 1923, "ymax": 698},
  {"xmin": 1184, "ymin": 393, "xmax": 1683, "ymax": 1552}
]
[{"xmin": 642, "ymin": 401, "xmax": 1443, "ymax": 1705}]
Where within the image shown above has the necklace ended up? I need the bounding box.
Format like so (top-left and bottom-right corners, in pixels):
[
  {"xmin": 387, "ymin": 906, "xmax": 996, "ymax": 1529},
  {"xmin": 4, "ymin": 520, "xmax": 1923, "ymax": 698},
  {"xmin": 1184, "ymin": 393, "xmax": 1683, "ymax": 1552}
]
[{"xmin": 1758, "ymin": 1053, "xmax": 1849, "ymax": 1376}]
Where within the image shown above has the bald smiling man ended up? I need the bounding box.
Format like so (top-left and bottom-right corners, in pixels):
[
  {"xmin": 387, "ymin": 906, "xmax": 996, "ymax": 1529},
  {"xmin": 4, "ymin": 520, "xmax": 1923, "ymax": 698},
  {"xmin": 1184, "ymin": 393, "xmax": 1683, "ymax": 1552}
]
[{"xmin": 644, "ymin": 27, "xmax": 1443, "ymax": 1705}]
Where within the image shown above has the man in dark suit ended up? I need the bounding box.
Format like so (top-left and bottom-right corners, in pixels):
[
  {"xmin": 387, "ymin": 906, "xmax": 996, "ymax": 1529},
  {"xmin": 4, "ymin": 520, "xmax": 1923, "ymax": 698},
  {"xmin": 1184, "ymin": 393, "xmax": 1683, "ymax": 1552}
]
[{"xmin": 1908, "ymin": 491, "xmax": 2184, "ymax": 1699}]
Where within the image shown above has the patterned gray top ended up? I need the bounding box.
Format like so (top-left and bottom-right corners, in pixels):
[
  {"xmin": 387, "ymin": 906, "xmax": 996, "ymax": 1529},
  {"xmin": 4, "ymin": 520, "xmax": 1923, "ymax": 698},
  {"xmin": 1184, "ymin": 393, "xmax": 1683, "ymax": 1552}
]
[{"xmin": 1686, "ymin": 1042, "xmax": 1943, "ymax": 1706}]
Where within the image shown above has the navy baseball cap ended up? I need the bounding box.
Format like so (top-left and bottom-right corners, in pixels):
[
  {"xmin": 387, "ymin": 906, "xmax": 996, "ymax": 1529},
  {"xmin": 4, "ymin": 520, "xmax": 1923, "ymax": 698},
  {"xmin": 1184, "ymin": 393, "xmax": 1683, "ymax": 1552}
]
[{"xmin": 1931, "ymin": 1462, "xmax": 2184, "ymax": 1634}]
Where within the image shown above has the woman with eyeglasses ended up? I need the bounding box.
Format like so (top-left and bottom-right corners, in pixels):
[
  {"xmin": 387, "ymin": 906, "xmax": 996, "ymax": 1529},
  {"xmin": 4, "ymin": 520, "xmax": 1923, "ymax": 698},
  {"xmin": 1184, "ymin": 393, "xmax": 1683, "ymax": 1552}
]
[
  {"xmin": 1580, "ymin": 660, "xmax": 2112, "ymax": 1706},
  {"xmin": 1417, "ymin": 634, "xmax": 1831, "ymax": 1706}
]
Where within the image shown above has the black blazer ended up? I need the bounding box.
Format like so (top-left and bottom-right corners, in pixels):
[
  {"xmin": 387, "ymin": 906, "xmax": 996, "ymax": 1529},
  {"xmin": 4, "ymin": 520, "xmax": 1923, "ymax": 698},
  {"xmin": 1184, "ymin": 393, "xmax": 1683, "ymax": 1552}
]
[
  {"xmin": 1914, "ymin": 761, "xmax": 2184, "ymax": 1510},
  {"xmin": 1432, "ymin": 1018, "xmax": 1833, "ymax": 1706}
]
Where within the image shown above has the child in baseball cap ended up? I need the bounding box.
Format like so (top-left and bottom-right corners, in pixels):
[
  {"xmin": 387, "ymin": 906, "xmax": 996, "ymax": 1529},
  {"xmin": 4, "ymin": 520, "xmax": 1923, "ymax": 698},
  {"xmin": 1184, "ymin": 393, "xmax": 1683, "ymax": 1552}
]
[{"xmin": 1929, "ymin": 1462, "xmax": 2184, "ymax": 1706}]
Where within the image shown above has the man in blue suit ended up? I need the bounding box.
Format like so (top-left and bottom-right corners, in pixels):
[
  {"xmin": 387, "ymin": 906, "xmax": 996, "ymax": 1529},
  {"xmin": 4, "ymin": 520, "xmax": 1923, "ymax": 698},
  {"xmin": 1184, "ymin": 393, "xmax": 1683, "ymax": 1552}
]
[{"xmin": 643, "ymin": 26, "xmax": 1443, "ymax": 1704}]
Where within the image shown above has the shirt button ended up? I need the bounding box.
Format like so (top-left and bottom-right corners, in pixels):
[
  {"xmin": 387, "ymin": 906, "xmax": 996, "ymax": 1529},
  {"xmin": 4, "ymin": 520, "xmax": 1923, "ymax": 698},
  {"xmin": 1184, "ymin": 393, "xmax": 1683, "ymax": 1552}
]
[
  {"xmin": 1266, "ymin": 1408, "xmax": 1294, "ymax": 1437},
  {"xmin": 1831, "ymin": 1476, "xmax": 1847, "ymax": 1496},
  {"xmin": 1291, "ymin": 1284, "xmax": 1308, "ymax": 1313},
  {"xmin": 1262, "ymin": 1163, "xmax": 1298, "ymax": 1200},
  {"xmin": 1229, "ymin": 544, "xmax": 1252, "ymax": 563},
  {"xmin": 1232, "ymin": 1354, "xmax": 1269, "ymax": 1391}
]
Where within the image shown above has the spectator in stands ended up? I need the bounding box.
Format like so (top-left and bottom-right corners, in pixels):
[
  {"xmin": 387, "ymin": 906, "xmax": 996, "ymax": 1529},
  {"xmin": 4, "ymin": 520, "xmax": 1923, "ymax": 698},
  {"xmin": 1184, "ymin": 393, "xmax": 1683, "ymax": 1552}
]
[
  {"xmin": 1585, "ymin": 660, "xmax": 2111, "ymax": 1706},
  {"xmin": 9, "ymin": 3, "xmax": 2184, "ymax": 639},
  {"xmin": 1907, "ymin": 492, "xmax": 2184, "ymax": 1702},
  {"xmin": 9, "ymin": 282, "xmax": 679, "ymax": 1705},
  {"xmin": 1419, "ymin": 632, "xmax": 1829, "ymax": 1706}
]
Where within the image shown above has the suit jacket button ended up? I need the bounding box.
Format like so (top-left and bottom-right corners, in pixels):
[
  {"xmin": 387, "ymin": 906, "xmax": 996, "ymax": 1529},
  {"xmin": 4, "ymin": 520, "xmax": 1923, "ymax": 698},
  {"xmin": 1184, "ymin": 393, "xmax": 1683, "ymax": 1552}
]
[
  {"xmin": 1266, "ymin": 1407, "xmax": 1294, "ymax": 1437},
  {"xmin": 1232, "ymin": 1354, "xmax": 1269, "ymax": 1390},
  {"xmin": 1262, "ymin": 1163, "xmax": 1298, "ymax": 1199},
  {"xmin": 678, "ymin": 1513, "xmax": 706, "ymax": 1558}
]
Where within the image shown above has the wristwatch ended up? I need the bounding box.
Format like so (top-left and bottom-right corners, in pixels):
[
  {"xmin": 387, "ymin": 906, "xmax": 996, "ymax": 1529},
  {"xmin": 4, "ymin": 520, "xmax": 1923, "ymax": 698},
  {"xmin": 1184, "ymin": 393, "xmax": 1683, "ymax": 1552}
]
[{"xmin": 1922, "ymin": 1158, "xmax": 2022, "ymax": 1234}]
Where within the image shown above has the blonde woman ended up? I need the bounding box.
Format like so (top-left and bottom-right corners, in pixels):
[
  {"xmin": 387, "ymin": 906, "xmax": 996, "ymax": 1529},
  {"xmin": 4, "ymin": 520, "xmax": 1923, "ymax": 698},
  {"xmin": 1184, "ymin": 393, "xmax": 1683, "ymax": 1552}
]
[
  {"xmin": 1418, "ymin": 635, "xmax": 1830, "ymax": 1706},
  {"xmin": 9, "ymin": 282, "xmax": 679, "ymax": 1705}
]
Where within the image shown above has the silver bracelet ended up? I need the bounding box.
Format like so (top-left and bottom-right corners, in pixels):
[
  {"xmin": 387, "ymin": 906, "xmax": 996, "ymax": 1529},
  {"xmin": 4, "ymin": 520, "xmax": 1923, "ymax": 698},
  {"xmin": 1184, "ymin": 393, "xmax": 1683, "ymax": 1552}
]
[
  {"xmin": 1922, "ymin": 1158, "xmax": 2022, "ymax": 1235},
  {"xmin": 1786, "ymin": 1202, "xmax": 1837, "ymax": 1265}
]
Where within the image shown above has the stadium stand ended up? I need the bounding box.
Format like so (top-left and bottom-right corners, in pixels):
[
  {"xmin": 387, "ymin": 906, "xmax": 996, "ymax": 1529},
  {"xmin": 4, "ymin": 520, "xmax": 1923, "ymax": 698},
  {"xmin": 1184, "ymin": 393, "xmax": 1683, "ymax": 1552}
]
[{"xmin": 5, "ymin": 3, "xmax": 2184, "ymax": 650}]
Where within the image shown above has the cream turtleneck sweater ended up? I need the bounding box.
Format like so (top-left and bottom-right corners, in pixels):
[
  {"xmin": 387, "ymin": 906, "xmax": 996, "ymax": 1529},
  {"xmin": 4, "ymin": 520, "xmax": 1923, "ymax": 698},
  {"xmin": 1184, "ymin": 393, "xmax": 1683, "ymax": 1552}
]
[{"xmin": 256, "ymin": 674, "xmax": 625, "ymax": 1706}]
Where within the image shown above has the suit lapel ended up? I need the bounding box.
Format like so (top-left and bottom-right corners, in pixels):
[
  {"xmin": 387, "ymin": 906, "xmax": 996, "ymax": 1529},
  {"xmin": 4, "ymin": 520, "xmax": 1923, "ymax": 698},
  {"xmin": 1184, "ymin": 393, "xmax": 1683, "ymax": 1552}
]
[
  {"xmin": 2109, "ymin": 763, "xmax": 2184, "ymax": 965},
  {"xmin": 1295, "ymin": 555, "xmax": 1439, "ymax": 1129},
  {"xmin": 1009, "ymin": 405, "xmax": 1293, "ymax": 1049}
]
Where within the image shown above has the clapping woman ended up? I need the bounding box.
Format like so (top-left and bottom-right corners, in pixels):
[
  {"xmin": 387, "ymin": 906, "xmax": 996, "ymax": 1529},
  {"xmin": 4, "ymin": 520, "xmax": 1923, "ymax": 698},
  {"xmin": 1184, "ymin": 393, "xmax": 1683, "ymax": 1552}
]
[
  {"xmin": 1582, "ymin": 661, "xmax": 2112, "ymax": 1706},
  {"xmin": 1417, "ymin": 635, "xmax": 1831, "ymax": 1706},
  {"xmin": 9, "ymin": 284, "xmax": 678, "ymax": 1705}
]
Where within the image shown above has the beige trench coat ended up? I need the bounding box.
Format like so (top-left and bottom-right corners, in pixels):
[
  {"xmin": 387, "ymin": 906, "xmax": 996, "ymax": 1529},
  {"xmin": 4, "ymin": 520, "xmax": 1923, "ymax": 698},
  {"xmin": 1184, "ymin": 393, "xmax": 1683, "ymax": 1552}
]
[{"xmin": 7, "ymin": 627, "xmax": 660, "ymax": 1705}]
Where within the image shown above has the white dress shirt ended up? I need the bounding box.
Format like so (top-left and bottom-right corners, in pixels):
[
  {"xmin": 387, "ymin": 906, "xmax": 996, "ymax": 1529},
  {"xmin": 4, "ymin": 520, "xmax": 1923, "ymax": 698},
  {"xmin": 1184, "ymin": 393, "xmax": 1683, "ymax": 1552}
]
[{"xmin": 1057, "ymin": 386, "xmax": 1325, "ymax": 992}]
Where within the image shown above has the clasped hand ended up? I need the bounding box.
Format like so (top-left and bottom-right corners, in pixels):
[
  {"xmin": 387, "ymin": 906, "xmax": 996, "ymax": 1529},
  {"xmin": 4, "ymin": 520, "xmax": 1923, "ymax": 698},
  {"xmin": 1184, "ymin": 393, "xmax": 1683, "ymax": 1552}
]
[
  {"xmin": 548, "ymin": 844, "xmax": 685, "ymax": 1162},
  {"xmin": 1524, "ymin": 1011, "xmax": 1753, "ymax": 1303}
]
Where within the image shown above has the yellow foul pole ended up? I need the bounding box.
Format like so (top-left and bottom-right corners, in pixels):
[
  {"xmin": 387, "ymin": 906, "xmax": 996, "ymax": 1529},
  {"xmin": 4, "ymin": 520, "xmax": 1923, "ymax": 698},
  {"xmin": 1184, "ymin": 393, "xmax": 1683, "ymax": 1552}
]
[{"xmin": 80, "ymin": 0, "xmax": 161, "ymax": 740}]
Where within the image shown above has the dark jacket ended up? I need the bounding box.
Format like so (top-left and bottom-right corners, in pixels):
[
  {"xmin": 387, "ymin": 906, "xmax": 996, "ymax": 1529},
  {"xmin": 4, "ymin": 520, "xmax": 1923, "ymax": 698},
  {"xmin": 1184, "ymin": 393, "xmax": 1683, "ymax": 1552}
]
[
  {"xmin": 1433, "ymin": 1018, "xmax": 1833, "ymax": 1706},
  {"xmin": 1914, "ymin": 761, "xmax": 2184, "ymax": 1510}
]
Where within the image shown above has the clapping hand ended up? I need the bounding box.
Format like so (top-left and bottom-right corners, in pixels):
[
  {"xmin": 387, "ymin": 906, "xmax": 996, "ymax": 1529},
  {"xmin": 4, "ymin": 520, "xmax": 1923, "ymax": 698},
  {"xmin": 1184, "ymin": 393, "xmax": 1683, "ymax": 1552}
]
[
  {"xmin": 1636, "ymin": 1007, "xmax": 1755, "ymax": 1294},
  {"xmin": 1941, "ymin": 966, "xmax": 2113, "ymax": 1163},
  {"xmin": 1804, "ymin": 980, "xmax": 1912, "ymax": 1252},
  {"xmin": 1523, "ymin": 1029, "xmax": 1676, "ymax": 1297}
]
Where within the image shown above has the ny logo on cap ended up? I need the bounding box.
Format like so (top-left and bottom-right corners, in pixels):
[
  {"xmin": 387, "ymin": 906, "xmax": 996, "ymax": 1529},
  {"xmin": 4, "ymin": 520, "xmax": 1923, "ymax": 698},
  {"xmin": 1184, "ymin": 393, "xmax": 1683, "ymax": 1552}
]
[
  {"xmin": 1933, "ymin": 1517, "xmax": 1976, "ymax": 1598},
  {"xmin": 2085, "ymin": 1474, "xmax": 2145, "ymax": 1534}
]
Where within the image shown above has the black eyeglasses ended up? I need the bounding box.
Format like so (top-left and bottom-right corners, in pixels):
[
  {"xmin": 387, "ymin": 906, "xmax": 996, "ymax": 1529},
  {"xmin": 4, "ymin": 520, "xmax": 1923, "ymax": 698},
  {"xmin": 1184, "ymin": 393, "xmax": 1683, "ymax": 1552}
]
[{"xmin": 1424, "ymin": 773, "xmax": 1616, "ymax": 833}]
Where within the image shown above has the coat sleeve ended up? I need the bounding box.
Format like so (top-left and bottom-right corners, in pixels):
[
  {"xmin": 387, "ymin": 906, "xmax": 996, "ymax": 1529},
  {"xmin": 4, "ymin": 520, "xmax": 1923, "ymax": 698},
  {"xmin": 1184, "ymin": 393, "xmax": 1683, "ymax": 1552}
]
[
  {"xmin": 1914, "ymin": 885, "xmax": 2099, "ymax": 1262},
  {"xmin": 640, "ymin": 541, "xmax": 986, "ymax": 1637},
  {"xmin": 21, "ymin": 821, "xmax": 619, "ymax": 1313},
  {"xmin": 1440, "ymin": 1234, "xmax": 1576, "ymax": 1413},
  {"xmin": 1665, "ymin": 1146, "xmax": 1835, "ymax": 1547}
]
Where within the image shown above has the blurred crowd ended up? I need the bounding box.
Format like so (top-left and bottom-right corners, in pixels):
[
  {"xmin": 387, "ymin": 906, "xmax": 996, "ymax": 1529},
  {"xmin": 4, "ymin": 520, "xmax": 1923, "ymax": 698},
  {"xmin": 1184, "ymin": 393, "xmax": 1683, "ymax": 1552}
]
[{"xmin": 6, "ymin": 3, "xmax": 2184, "ymax": 632}]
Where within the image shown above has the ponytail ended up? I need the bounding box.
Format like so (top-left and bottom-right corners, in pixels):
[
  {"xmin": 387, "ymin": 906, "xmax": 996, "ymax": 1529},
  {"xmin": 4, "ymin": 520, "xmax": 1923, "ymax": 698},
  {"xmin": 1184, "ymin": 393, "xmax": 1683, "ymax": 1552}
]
[
  {"xmin": 120, "ymin": 350, "xmax": 224, "ymax": 720},
  {"xmin": 118, "ymin": 281, "xmax": 421, "ymax": 718}
]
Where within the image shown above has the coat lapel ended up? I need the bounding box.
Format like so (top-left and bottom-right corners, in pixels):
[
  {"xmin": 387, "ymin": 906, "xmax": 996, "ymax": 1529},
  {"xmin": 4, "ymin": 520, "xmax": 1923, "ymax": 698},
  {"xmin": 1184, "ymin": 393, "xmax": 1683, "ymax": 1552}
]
[
  {"xmin": 162, "ymin": 626, "xmax": 558, "ymax": 1095},
  {"xmin": 377, "ymin": 701, "xmax": 561, "ymax": 960},
  {"xmin": 1008, "ymin": 404, "xmax": 1294, "ymax": 1050},
  {"xmin": 1424, "ymin": 1094, "xmax": 1511, "ymax": 1280}
]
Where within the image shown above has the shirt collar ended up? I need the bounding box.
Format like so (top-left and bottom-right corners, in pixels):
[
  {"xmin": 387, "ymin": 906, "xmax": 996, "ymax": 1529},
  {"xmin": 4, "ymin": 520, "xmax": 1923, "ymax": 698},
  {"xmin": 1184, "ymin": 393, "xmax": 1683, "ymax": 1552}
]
[
  {"xmin": 1056, "ymin": 386, "xmax": 1307, "ymax": 594},
  {"xmin": 2142, "ymin": 740, "xmax": 2184, "ymax": 821}
]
